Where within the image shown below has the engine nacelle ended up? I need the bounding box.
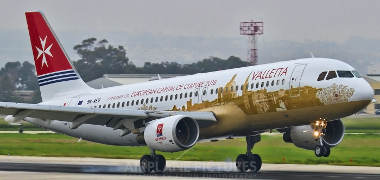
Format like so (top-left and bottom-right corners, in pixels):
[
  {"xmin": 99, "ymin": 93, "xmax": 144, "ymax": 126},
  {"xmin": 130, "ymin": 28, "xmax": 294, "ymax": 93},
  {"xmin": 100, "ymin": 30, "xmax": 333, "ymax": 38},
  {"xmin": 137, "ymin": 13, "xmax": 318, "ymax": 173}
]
[
  {"xmin": 286, "ymin": 119, "xmax": 345, "ymax": 150},
  {"xmin": 144, "ymin": 115, "xmax": 199, "ymax": 152}
]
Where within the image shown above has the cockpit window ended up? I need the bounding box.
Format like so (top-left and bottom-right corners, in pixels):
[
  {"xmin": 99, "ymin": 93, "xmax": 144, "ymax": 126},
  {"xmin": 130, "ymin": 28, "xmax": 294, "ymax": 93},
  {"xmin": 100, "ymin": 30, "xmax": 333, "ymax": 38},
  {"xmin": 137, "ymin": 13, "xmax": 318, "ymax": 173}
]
[
  {"xmin": 317, "ymin": 72, "xmax": 327, "ymax": 81},
  {"xmin": 337, "ymin": 71, "xmax": 354, "ymax": 78},
  {"xmin": 325, "ymin": 71, "xmax": 337, "ymax": 80},
  {"xmin": 352, "ymin": 71, "xmax": 362, "ymax": 78}
]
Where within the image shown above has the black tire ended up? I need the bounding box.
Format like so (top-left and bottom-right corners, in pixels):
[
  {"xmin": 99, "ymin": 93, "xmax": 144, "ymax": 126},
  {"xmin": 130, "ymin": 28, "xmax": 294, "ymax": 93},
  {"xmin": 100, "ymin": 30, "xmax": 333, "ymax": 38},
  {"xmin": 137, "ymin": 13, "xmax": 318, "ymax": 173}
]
[
  {"xmin": 282, "ymin": 132, "xmax": 292, "ymax": 143},
  {"xmin": 236, "ymin": 154, "xmax": 249, "ymax": 172},
  {"xmin": 154, "ymin": 155, "xmax": 166, "ymax": 173},
  {"xmin": 323, "ymin": 146, "xmax": 331, "ymax": 157},
  {"xmin": 140, "ymin": 155, "xmax": 154, "ymax": 174},
  {"xmin": 249, "ymin": 154, "xmax": 262, "ymax": 173},
  {"xmin": 315, "ymin": 145, "xmax": 323, "ymax": 157}
]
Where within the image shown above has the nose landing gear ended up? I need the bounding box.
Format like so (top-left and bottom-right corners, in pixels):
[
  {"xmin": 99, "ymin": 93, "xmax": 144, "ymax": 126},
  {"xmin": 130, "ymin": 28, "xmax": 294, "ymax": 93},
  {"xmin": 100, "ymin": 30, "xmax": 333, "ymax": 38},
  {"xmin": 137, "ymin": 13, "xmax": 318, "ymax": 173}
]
[
  {"xmin": 312, "ymin": 119, "xmax": 331, "ymax": 157},
  {"xmin": 235, "ymin": 134, "xmax": 262, "ymax": 173},
  {"xmin": 315, "ymin": 144, "xmax": 330, "ymax": 157}
]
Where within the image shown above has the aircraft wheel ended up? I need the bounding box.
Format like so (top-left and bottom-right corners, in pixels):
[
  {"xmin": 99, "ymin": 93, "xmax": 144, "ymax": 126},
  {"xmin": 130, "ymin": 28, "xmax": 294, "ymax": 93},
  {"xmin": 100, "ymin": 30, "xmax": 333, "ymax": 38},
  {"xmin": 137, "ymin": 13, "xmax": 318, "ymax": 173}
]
[
  {"xmin": 315, "ymin": 145, "xmax": 323, "ymax": 157},
  {"xmin": 236, "ymin": 154, "xmax": 249, "ymax": 172},
  {"xmin": 322, "ymin": 146, "xmax": 331, "ymax": 157},
  {"xmin": 315, "ymin": 145, "xmax": 331, "ymax": 157},
  {"xmin": 140, "ymin": 155, "xmax": 154, "ymax": 174},
  {"xmin": 249, "ymin": 154, "xmax": 262, "ymax": 173},
  {"xmin": 154, "ymin": 154, "xmax": 166, "ymax": 173}
]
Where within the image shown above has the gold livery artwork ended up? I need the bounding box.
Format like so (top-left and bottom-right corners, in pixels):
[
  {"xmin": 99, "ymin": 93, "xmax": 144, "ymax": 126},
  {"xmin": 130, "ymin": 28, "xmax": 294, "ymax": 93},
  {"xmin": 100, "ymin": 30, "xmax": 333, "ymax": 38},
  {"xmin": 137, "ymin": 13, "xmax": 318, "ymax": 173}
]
[{"xmin": 181, "ymin": 74, "xmax": 354, "ymax": 114}]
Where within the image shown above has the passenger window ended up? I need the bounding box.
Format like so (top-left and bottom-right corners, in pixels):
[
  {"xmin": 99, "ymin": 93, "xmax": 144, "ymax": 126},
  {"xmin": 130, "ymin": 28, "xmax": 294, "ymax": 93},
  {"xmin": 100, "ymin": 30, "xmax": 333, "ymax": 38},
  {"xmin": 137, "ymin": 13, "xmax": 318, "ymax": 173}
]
[
  {"xmin": 326, "ymin": 71, "xmax": 337, "ymax": 80},
  {"xmin": 282, "ymin": 79, "xmax": 285, "ymax": 85},
  {"xmin": 108, "ymin": 104, "xmax": 111, "ymax": 108},
  {"xmin": 160, "ymin": 96, "xmax": 163, "ymax": 102},
  {"xmin": 136, "ymin": 100, "xmax": 139, "ymax": 105},
  {"xmin": 131, "ymin": 100, "xmax": 134, "ymax": 106},
  {"xmin": 195, "ymin": 91, "xmax": 198, "ymax": 96},
  {"xmin": 266, "ymin": 81, "xmax": 269, "ymax": 87},
  {"xmin": 203, "ymin": 90, "xmax": 206, "ymax": 95},
  {"xmin": 155, "ymin": 97, "xmax": 159, "ymax": 102},
  {"xmin": 276, "ymin": 80, "xmax": 280, "ymax": 86},
  {"xmin": 117, "ymin": 102, "xmax": 120, "ymax": 108},
  {"xmin": 210, "ymin": 89, "xmax": 213, "ymax": 94},
  {"xmin": 236, "ymin": 86, "xmax": 239, "ymax": 91},
  {"xmin": 251, "ymin": 83, "xmax": 254, "ymax": 89},
  {"xmin": 175, "ymin": 94, "xmax": 178, "ymax": 100},
  {"xmin": 103, "ymin": 104, "xmax": 106, "ymax": 108},
  {"xmin": 271, "ymin": 80, "xmax": 274, "ymax": 86},
  {"xmin": 165, "ymin": 95, "xmax": 168, "ymax": 101},
  {"xmin": 145, "ymin": 98, "xmax": 149, "ymax": 104},
  {"xmin": 121, "ymin": 102, "xmax": 125, "ymax": 107},
  {"xmin": 141, "ymin": 99, "xmax": 144, "ymax": 104},
  {"xmin": 184, "ymin": 93, "xmax": 188, "ymax": 98},
  {"xmin": 337, "ymin": 71, "xmax": 354, "ymax": 78},
  {"xmin": 150, "ymin": 97, "xmax": 153, "ymax": 103},
  {"xmin": 180, "ymin": 93, "xmax": 183, "ymax": 99},
  {"xmin": 215, "ymin": 88, "xmax": 218, "ymax": 94},
  {"xmin": 256, "ymin": 82, "xmax": 259, "ymax": 88},
  {"xmin": 261, "ymin": 82, "xmax": 264, "ymax": 87},
  {"xmin": 317, "ymin": 71, "xmax": 327, "ymax": 81},
  {"xmin": 98, "ymin": 105, "xmax": 101, "ymax": 108},
  {"xmin": 352, "ymin": 71, "xmax": 361, "ymax": 78},
  {"xmin": 170, "ymin": 95, "xmax": 173, "ymax": 100},
  {"xmin": 112, "ymin": 103, "xmax": 115, "ymax": 108},
  {"xmin": 189, "ymin": 92, "xmax": 192, "ymax": 97},
  {"xmin": 127, "ymin": 101, "xmax": 130, "ymax": 106}
]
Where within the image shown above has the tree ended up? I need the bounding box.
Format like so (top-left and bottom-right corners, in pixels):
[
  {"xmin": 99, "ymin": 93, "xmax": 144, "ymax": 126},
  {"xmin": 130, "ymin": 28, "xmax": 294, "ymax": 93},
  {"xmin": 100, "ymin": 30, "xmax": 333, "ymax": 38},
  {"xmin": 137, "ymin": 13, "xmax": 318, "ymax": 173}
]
[{"xmin": 73, "ymin": 38, "xmax": 136, "ymax": 81}]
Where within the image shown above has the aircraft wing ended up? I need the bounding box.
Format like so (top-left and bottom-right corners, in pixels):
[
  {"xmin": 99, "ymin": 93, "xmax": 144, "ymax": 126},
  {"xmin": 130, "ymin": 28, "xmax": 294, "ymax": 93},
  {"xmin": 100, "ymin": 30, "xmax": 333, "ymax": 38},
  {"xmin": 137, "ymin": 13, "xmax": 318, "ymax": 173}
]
[{"xmin": 0, "ymin": 102, "xmax": 217, "ymax": 131}]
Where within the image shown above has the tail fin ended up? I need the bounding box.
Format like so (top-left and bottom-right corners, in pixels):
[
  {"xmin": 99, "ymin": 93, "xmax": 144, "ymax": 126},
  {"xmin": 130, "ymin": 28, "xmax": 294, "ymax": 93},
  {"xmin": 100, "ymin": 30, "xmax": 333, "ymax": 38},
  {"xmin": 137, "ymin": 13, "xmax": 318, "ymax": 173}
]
[{"xmin": 25, "ymin": 12, "xmax": 92, "ymax": 101}]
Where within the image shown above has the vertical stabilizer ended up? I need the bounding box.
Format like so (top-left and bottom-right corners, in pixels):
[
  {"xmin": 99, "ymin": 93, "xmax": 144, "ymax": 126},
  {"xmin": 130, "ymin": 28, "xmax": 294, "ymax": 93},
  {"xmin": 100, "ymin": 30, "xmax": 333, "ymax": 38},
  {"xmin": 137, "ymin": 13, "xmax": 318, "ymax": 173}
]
[{"xmin": 25, "ymin": 12, "xmax": 93, "ymax": 101}]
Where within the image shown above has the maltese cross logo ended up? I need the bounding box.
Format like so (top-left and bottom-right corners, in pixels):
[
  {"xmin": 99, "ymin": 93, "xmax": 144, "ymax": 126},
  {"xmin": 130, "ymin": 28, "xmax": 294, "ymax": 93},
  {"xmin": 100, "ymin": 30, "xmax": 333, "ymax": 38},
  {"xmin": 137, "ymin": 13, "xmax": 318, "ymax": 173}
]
[{"xmin": 35, "ymin": 36, "xmax": 53, "ymax": 68}]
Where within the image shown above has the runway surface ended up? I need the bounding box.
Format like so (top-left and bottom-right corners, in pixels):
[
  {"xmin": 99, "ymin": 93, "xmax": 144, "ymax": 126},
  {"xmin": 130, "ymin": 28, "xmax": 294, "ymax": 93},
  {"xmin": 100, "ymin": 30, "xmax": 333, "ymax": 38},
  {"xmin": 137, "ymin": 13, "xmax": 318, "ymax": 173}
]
[{"xmin": 0, "ymin": 156, "xmax": 380, "ymax": 179}]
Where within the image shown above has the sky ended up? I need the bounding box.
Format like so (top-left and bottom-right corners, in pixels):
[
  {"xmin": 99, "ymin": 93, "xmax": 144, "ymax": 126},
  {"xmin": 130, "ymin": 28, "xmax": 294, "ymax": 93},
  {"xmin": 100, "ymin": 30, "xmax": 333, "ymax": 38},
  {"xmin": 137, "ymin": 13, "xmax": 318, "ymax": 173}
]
[{"xmin": 1, "ymin": 0, "xmax": 380, "ymax": 68}]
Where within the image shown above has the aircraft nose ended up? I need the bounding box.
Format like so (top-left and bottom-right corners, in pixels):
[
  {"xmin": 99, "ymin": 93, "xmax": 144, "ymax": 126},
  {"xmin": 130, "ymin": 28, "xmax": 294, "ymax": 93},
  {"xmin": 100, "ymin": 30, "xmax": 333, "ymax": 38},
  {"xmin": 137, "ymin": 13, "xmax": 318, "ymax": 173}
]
[{"xmin": 351, "ymin": 79, "xmax": 374, "ymax": 102}]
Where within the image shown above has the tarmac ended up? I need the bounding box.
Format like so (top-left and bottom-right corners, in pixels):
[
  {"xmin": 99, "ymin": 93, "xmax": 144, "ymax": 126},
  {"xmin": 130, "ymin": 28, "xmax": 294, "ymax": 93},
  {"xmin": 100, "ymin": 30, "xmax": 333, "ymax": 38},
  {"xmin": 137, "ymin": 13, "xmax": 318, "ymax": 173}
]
[{"xmin": 0, "ymin": 156, "xmax": 379, "ymax": 180}]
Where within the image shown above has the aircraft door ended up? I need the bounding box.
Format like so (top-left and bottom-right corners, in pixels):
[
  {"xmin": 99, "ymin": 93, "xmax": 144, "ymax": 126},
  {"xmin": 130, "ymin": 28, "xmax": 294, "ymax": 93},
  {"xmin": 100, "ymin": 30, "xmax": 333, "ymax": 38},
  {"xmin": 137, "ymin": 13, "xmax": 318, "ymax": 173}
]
[{"xmin": 289, "ymin": 64, "xmax": 307, "ymax": 96}]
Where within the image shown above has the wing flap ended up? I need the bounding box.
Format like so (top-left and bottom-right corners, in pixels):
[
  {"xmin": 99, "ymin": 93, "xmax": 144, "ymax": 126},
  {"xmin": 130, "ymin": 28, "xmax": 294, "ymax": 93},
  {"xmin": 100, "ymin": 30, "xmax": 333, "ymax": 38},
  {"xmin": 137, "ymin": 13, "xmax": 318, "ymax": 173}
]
[{"xmin": 0, "ymin": 102, "xmax": 216, "ymax": 129}]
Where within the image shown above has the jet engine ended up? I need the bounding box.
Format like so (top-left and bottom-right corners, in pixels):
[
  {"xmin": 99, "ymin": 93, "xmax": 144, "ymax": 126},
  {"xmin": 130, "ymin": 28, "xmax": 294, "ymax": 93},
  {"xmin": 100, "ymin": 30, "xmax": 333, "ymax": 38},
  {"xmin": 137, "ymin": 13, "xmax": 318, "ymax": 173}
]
[
  {"xmin": 143, "ymin": 115, "xmax": 199, "ymax": 152},
  {"xmin": 283, "ymin": 119, "xmax": 345, "ymax": 150}
]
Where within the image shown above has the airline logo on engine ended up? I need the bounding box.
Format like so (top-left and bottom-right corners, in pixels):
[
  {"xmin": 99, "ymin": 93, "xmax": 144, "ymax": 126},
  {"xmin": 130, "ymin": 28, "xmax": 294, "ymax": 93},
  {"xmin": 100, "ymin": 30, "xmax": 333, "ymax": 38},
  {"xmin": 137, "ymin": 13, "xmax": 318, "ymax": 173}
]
[
  {"xmin": 155, "ymin": 123, "xmax": 166, "ymax": 142},
  {"xmin": 156, "ymin": 123, "xmax": 163, "ymax": 137}
]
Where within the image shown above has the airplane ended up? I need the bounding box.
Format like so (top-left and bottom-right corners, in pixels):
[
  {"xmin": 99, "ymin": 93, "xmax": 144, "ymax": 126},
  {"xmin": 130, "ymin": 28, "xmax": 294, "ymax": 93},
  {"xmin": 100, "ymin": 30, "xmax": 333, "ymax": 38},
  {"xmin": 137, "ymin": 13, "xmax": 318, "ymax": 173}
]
[{"xmin": 0, "ymin": 11, "xmax": 374, "ymax": 174}]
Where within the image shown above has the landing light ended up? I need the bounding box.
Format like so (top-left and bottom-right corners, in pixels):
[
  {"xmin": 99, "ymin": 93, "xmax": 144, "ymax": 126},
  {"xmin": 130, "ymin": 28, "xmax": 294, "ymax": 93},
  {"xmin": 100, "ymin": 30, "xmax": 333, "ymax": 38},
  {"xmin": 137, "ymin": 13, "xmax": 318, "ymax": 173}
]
[
  {"xmin": 311, "ymin": 119, "xmax": 327, "ymax": 139},
  {"xmin": 313, "ymin": 131, "xmax": 320, "ymax": 137}
]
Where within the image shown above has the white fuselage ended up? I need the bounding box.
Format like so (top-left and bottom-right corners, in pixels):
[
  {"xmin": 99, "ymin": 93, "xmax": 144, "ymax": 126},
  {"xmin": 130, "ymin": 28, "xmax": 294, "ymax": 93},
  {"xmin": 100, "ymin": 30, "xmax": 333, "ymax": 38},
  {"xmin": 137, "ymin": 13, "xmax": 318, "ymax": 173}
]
[{"xmin": 26, "ymin": 58, "xmax": 374, "ymax": 146}]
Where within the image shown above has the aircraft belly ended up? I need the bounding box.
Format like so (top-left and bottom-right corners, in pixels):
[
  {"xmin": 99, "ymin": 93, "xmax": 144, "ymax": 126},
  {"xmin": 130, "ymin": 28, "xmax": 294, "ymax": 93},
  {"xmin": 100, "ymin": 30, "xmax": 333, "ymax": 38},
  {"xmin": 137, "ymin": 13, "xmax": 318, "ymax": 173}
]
[
  {"xmin": 24, "ymin": 118, "xmax": 142, "ymax": 146},
  {"xmin": 199, "ymin": 100, "xmax": 370, "ymax": 139}
]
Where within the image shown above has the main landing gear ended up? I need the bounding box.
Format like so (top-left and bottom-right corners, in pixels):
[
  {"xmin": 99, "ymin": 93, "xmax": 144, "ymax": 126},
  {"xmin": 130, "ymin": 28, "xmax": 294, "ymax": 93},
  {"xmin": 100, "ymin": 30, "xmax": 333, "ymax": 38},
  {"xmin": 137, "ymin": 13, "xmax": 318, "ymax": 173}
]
[
  {"xmin": 140, "ymin": 149, "xmax": 166, "ymax": 174},
  {"xmin": 236, "ymin": 134, "xmax": 262, "ymax": 173}
]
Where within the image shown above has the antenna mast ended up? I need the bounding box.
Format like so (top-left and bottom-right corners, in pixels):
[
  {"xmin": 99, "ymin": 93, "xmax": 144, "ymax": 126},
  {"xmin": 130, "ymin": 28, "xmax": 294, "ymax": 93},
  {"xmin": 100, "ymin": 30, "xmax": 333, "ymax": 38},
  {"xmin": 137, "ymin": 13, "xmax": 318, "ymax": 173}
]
[{"xmin": 240, "ymin": 21, "xmax": 264, "ymax": 65}]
